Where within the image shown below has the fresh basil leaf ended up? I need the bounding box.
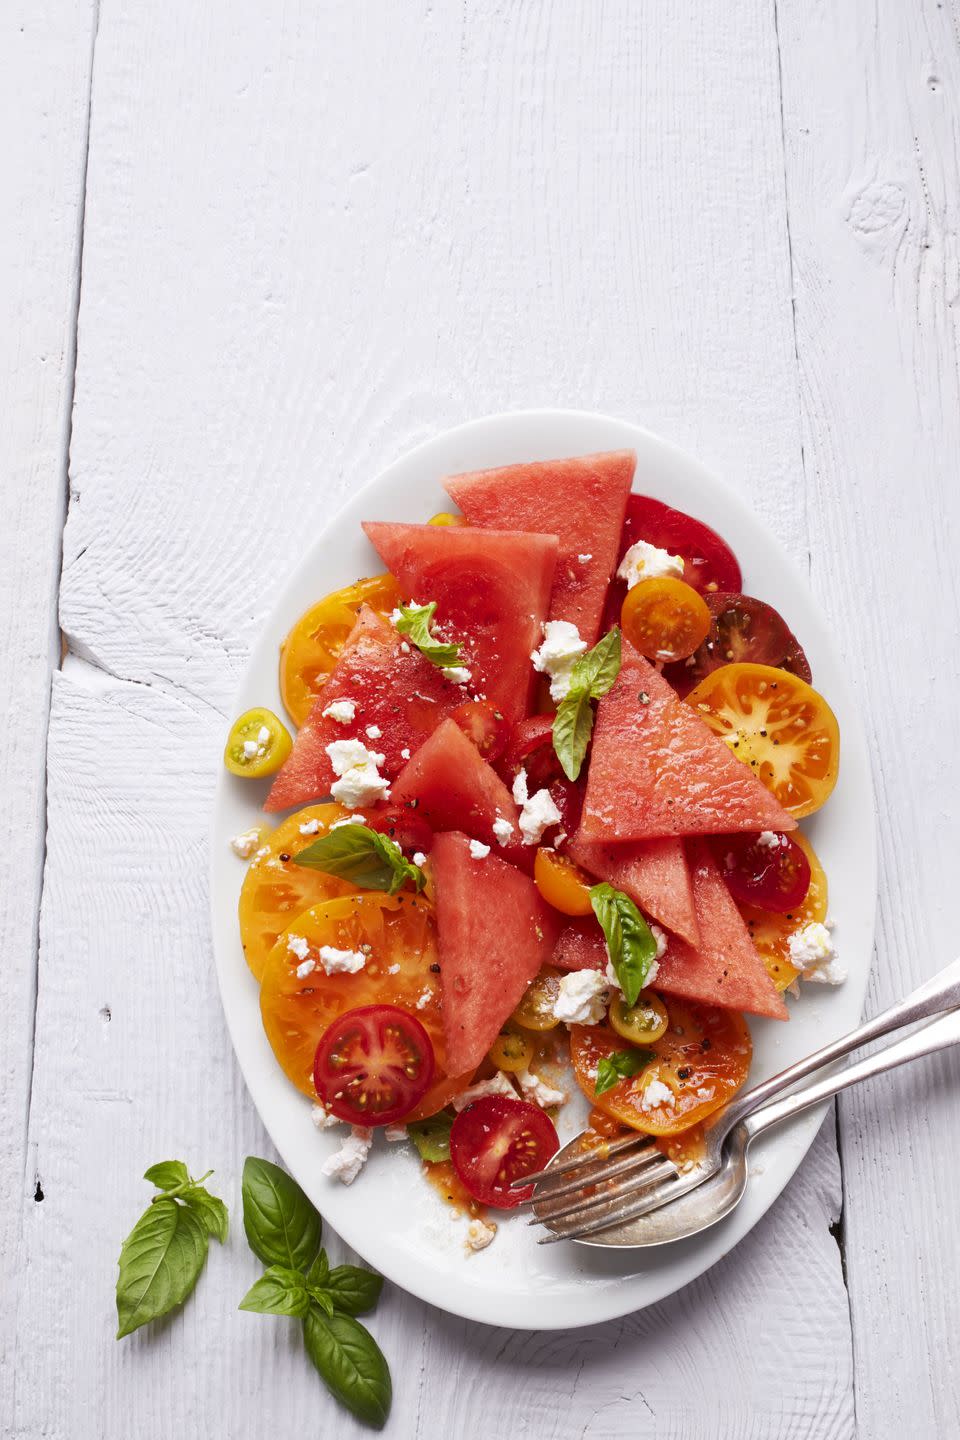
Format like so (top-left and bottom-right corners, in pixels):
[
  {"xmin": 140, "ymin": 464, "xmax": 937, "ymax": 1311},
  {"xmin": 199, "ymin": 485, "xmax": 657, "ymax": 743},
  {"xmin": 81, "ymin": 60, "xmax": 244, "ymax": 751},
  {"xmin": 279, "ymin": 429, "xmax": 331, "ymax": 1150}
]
[
  {"xmin": 595, "ymin": 1048, "xmax": 654, "ymax": 1097},
  {"xmin": 293, "ymin": 825, "xmax": 425, "ymax": 896},
  {"xmin": 310, "ymin": 1288, "xmax": 336, "ymax": 1317},
  {"xmin": 303, "ymin": 1307, "xmax": 392, "ymax": 1429},
  {"xmin": 305, "ymin": 1249, "xmax": 330, "ymax": 1288},
  {"xmin": 143, "ymin": 1160, "xmax": 190, "ymax": 1193},
  {"xmin": 116, "ymin": 1197, "xmax": 208, "ymax": 1338},
  {"xmin": 239, "ymin": 1265, "xmax": 311, "ymax": 1318},
  {"xmin": 393, "ymin": 601, "xmax": 461, "ymax": 668},
  {"xmin": 552, "ymin": 686, "xmax": 595, "ymax": 781},
  {"xmin": 406, "ymin": 1111, "xmax": 453, "ymax": 1163},
  {"xmin": 182, "ymin": 1186, "xmax": 229, "ymax": 1244},
  {"xmin": 320, "ymin": 1265, "xmax": 384, "ymax": 1317},
  {"xmin": 242, "ymin": 1157, "xmax": 322, "ymax": 1273},
  {"xmin": 589, "ymin": 882, "xmax": 658, "ymax": 1007},
  {"xmin": 570, "ymin": 626, "xmax": 621, "ymax": 698}
]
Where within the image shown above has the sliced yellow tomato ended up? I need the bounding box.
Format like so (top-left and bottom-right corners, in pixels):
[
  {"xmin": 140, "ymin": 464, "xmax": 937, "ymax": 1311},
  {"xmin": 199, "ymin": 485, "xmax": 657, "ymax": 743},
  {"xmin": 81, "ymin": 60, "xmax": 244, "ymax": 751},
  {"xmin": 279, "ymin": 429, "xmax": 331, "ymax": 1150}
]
[
  {"xmin": 739, "ymin": 831, "xmax": 828, "ymax": 991},
  {"xmin": 427, "ymin": 511, "xmax": 467, "ymax": 527},
  {"xmin": 238, "ymin": 804, "xmax": 358, "ymax": 980},
  {"xmin": 608, "ymin": 992, "xmax": 669, "ymax": 1044},
  {"xmin": 620, "ymin": 576, "xmax": 711, "ymax": 663},
  {"xmin": 511, "ymin": 968, "xmax": 563, "ymax": 1031},
  {"xmin": 685, "ymin": 662, "xmax": 840, "ymax": 818},
  {"xmin": 533, "ymin": 847, "xmax": 594, "ymax": 917},
  {"xmin": 224, "ymin": 708, "xmax": 292, "ymax": 778},
  {"xmin": 487, "ymin": 1028, "xmax": 535, "ymax": 1073},
  {"xmin": 279, "ymin": 573, "xmax": 401, "ymax": 727}
]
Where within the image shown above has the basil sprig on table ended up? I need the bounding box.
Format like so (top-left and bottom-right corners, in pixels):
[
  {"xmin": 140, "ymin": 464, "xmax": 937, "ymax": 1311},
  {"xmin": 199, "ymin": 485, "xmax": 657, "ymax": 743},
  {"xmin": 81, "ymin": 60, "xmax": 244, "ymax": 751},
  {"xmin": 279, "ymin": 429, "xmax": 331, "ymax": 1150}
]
[
  {"xmin": 589, "ymin": 882, "xmax": 658, "ymax": 1007},
  {"xmin": 115, "ymin": 1161, "xmax": 228, "ymax": 1338},
  {"xmin": 594, "ymin": 1048, "xmax": 655, "ymax": 1097},
  {"xmin": 393, "ymin": 600, "xmax": 461, "ymax": 668},
  {"xmin": 552, "ymin": 627, "xmax": 622, "ymax": 780},
  {"xmin": 294, "ymin": 824, "xmax": 425, "ymax": 895},
  {"xmin": 240, "ymin": 1157, "xmax": 391, "ymax": 1429}
]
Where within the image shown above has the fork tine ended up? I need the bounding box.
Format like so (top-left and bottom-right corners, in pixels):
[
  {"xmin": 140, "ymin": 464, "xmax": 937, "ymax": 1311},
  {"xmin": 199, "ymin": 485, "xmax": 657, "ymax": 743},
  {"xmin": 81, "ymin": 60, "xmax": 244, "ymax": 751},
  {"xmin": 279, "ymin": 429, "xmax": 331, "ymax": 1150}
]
[
  {"xmin": 509, "ymin": 1131, "xmax": 648, "ymax": 1190},
  {"xmin": 514, "ymin": 1140, "xmax": 665, "ymax": 1210},
  {"xmin": 537, "ymin": 1172, "xmax": 700, "ymax": 1244},
  {"xmin": 529, "ymin": 1154, "xmax": 677, "ymax": 1227}
]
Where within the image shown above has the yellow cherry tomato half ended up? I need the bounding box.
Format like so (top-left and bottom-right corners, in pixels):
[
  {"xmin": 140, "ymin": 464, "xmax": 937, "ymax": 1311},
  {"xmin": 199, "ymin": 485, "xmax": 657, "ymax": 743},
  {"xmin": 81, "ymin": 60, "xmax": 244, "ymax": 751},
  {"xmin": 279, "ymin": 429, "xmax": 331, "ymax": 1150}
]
[
  {"xmin": 279, "ymin": 573, "xmax": 401, "ymax": 727},
  {"xmin": 511, "ymin": 968, "xmax": 563, "ymax": 1031},
  {"xmin": 685, "ymin": 662, "xmax": 840, "ymax": 818},
  {"xmin": 608, "ymin": 992, "xmax": 670, "ymax": 1045},
  {"xmin": 534, "ymin": 847, "xmax": 595, "ymax": 917},
  {"xmin": 739, "ymin": 831, "xmax": 828, "ymax": 991},
  {"xmin": 620, "ymin": 576, "xmax": 712, "ymax": 663},
  {"xmin": 487, "ymin": 1028, "xmax": 535, "ymax": 1073},
  {"xmin": 427, "ymin": 511, "xmax": 467, "ymax": 526},
  {"xmin": 224, "ymin": 708, "xmax": 292, "ymax": 778}
]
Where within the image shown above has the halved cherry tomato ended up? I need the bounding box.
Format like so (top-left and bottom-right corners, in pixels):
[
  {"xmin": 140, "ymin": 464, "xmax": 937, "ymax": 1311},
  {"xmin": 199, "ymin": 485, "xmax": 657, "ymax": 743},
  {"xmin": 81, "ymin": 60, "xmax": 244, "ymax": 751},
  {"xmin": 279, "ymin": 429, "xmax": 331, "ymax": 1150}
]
[
  {"xmin": 664, "ymin": 593, "xmax": 812, "ymax": 698},
  {"xmin": 487, "ymin": 1027, "xmax": 535, "ymax": 1073},
  {"xmin": 608, "ymin": 992, "xmax": 669, "ymax": 1044},
  {"xmin": 224, "ymin": 708, "xmax": 292, "ymax": 778},
  {"xmin": 451, "ymin": 699, "xmax": 511, "ymax": 762},
  {"xmin": 570, "ymin": 999, "xmax": 752, "ymax": 1135},
  {"xmin": 620, "ymin": 576, "xmax": 711, "ymax": 663},
  {"xmin": 259, "ymin": 892, "xmax": 467, "ymax": 1117},
  {"xmin": 686, "ymin": 663, "xmax": 840, "ymax": 818},
  {"xmin": 449, "ymin": 1095, "xmax": 559, "ymax": 1207},
  {"xmin": 497, "ymin": 714, "xmax": 562, "ymax": 791},
  {"xmin": 739, "ymin": 831, "xmax": 828, "ymax": 990},
  {"xmin": 238, "ymin": 803, "xmax": 358, "ymax": 980},
  {"xmin": 279, "ymin": 573, "xmax": 401, "ymax": 726},
  {"xmin": 367, "ymin": 806, "xmax": 434, "ymax": 857},
  {"xmin": 715, "ymin": 831, "xmax": 811, "ymax": 913},
  {"xmin": 428, "ymin": 511, "xmax": 467, "ymax": 526},
  {"xmin": 511, "ymin": 968, "xmax": 563, "ymax": 1031},
  {"xmin": 621, "ymin": 496, "xmax": 742, "ymax": 594},
  {"xmin": 547, "ymin": 777, "xmax": 584, "ymax": 842},
  {"xmin": 534, "ymin": 848, "xmax": 594, "ymax": 916},
  {"xmin": 313, "ymin": 1004, "xmax": 435, "ymax": 1126}
]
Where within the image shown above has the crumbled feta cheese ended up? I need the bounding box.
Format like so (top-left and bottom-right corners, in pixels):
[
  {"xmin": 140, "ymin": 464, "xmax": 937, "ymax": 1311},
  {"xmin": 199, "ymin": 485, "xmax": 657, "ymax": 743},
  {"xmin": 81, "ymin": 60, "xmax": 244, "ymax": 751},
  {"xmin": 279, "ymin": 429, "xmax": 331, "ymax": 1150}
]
[
  {"xmin": 511, "ymin": 769, "xmax": 562, "ymax": 845},
  {"xmin": 322, "ymin": 698, "xmax": 357, "ymax": 724},
  {"xmin": 257, "ymin": 725, "xmax": 271, "ymax": 745},
  {"xmin": 412, "ymin": 851, "xmax": 427, "ymax": 867},
  {"xmin": 365, "ymin": 725, "xmax": 382, "ymax": 740},
  {"xmin": 386, "ymin": 963, "xmax": 400, "ymax": 975},
  {"xmin": 452, "ymin": 1072, "xmax": 518, "ymax": 1111},
  {"xmin": 492, "ymin": 816, "xmax": 515, "ymax": 846},
  {"xmin": 577, "ymin": 553, "xmax": 593, "ymax": 563},
  {"xmin": 512, "ymin": 769, "xmax": 529, "ymax": 806},
  {"xmin": 756, "ymin": 830, "xmax": 786, "ymax": 849},
  {"xmin": 466, "ymin": 1218, "xmax": 498, "ymax": 1252},
  {"xmin": 317, "ymin": 945, "xmax": 366, "ymax": 975},
  {"xmin": 617, "ymin": 539, "xmax": 684, "ymax": 588},
  {"xmin": 442, "ymin": 666, "xmax": 472, "ymax": 685},
  {"xmin": 330, "ymin": 813, "xmax": 367, "ymax": 829},
  {"xmin": 516, "ymin": 1068, "xmax": 567, "ymax": 1109},
  {"xmin": 321, "ymin": 1126, "xmax": 373, "ymax": 1185},
  {"xmin": 530, "ymin": 620, "xmax": 588, "ymax": 702},
  {"xmin": 287, "ymin": 934, "xmax": 310, "ymax": 961},
  {"xmin": 399, "ymin": 641, "xmax": 410, "ymax": 654},
  {"xmin": 400, "ymin": 747, "xmax": 411, "ymax": 760},
  {"xmin": 469, "ymin": 839, "xmax": 491, "ymax": 860},
  {"xmin": 230, "ymin": 828, "xmax": 262, "ymax": 859},
  {"xmin": 296, "ymin": 959, "xmax": 316, "ymax": 979},
  {"xmin": 243, "ymin": 739, "xmax": 259, "ymax": 759},
  {"xmin": 553, "ymin": 969, "xmax": 609, "ymax": 1025},
  {"xmin": 641, "ymin": 1078, "xmax": 674, "ymax": 1110},
  {"xmin": 384, "ymin": 1123, "xmax": 407, "ymax": 1143},
  {"xmin": 325, "ymin": 739, "xmax": 391, "ymax": 809},
  {"xmin": 415, "ymin": 987, "xmax": 432, "ymax": 1009},
  {"xmin": 787, "ymin": 920, "xmax": 845, "ymax": 985},
  {"xmin": 311, "ymin": 1103, "xmax": 342, "ymax": 1130},
  {"xmin": 299, "ymin": 817, "xmax": 321, "ymax": 835}
]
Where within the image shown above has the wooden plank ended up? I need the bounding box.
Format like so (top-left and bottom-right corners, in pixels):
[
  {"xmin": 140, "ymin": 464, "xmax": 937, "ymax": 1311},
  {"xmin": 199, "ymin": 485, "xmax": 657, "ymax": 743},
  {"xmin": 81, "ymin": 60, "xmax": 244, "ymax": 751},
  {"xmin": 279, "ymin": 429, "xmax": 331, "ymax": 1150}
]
[
  {"xmin": 776, "ymin": 0, "xmax": 960, "ymax": 1432},
  {"xmin": 0, "ymin": 0, "xmax": 96, "ymax": 1420}
]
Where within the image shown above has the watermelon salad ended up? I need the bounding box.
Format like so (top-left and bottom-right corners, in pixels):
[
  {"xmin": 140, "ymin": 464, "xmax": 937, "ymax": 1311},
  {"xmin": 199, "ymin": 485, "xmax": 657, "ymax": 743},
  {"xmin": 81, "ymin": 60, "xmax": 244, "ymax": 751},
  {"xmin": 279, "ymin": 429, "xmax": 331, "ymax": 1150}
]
[{"xmin": 224, "ymin": 449, "xmax": 842, "ymax": 1251}]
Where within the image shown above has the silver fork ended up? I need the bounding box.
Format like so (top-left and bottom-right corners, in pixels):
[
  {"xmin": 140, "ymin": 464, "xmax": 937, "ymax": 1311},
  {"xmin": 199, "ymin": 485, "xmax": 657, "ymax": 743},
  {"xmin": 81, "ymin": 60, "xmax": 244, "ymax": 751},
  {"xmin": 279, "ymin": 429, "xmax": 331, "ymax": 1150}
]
[{"xmin": 519, "ymin": 955, "xmax": 960, "ymax": 1245}]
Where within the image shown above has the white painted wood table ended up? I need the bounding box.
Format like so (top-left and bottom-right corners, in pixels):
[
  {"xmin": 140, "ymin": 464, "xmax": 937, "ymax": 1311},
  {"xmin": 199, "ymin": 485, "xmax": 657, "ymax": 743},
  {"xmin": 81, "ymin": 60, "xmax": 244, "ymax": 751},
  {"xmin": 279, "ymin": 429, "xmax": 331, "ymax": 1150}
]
[{"xmin": 3, "ymin": 3, "xmax": 959, "ymax": 1435}]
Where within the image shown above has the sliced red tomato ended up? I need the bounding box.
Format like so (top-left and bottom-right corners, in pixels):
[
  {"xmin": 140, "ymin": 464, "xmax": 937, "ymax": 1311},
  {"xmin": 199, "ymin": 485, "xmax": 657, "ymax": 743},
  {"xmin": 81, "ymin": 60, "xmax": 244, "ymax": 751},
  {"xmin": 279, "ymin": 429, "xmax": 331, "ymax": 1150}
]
[
  {"xmin": 547, "ymin": 776, "xmax": 583, "ymax": 841},
  {"xmin": 449, "ymin": 1095, "xmax": 559, "ymax": 1208},
  {"xmin": 451, "ymin": 699, "xmax": 511, "ymax": 762},
  {"xmin": 497, "ymin": 715, "xmax": 562, "ymax": 791},
  {"xmin": 313, "ymin": 1004, "xmax": 435, "ymax": 1126},
  {"xmin": 664, "ymin": 593, "xmax": 812, "ymax": 697},
  {"xmin": 714, "ymin": 831, "xmax": 811, "ymax": 913},
  {"xmin": 366, "ymin": 806, "xmax": 434, "ymax": 857},
  {"xmin": 602, "ymin": 497, "xmax": 742, "ymax": 631}
]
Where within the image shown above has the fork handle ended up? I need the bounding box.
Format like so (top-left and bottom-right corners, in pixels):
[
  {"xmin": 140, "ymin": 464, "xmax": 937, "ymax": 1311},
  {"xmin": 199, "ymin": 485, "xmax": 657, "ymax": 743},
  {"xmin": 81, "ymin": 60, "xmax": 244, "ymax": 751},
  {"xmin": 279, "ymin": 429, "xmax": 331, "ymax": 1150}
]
[
  {"xmin": 720, "ymin": 954, "xmax": 960, "ymax": 1135},
  {"xmin": 742, "ymin": 1006, "xmax": 960, "ymax": 1140}
]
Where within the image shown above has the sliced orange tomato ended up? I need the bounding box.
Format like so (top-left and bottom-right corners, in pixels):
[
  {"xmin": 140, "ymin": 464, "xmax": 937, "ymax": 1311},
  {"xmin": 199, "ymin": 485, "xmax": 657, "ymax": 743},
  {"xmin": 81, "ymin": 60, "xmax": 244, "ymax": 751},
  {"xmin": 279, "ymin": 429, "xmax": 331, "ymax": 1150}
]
[
  {"xmin": 279, "ymin": 573, "xmax": 401, "ymax": 727},
  {"xmin": 620, "ymin": 576, "xmax": 711, "ymax": 663},
  {"xmin": 224, "ymin": 708, "xmax": 292, "ymax": 778},
  {"xmin": 259, "ymin": 892, "xmax": 467, "ymax": 1119},
  {"xmin": 238, "ymin": 804, "xmax": 359, "ymax": 980},
  {"xmin": 533, "ymin": 848, "xmax": 594, "ymax": 917},
  {"xmin": 570, "ymin": 998, "xmax": 752, "ymax": 1135},
  {"xmin": 510, "ymin": 968, "xmax": 563, "ymax": 1031},
  {"xmin": 739, "ymin": 831, "xmax": 828, "ymax": 991},
  {"xmin": 685, "ymin": 662, "xmax": 840, "ymax": 818}
]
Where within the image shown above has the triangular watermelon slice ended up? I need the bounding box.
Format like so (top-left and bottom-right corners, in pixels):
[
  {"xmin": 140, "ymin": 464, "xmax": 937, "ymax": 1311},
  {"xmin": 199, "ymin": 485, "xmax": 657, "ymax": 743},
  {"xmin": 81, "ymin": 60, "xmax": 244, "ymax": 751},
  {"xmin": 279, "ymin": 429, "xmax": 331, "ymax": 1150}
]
[
  {"xmin": 566, "ymin": 832, "xmax": 700, "ymax": 946},
  {"xmin": 361, "ymin": 522, "xmax": 557, "ymax": 723},
  {"xmin": 654, "ymin": 838, "xmax": 787, "ymax": 1019},
  {"xmin": 581, "ymin": 643, "xmax": 796, "ymax": 841},
  {"xmin": 390, "ymin": 717, "xmax": 523, "ymax": 856},
  {"xmin": 443, "ymin": 451, "xmax": 635, "ymax": 645},
  {"xmin": 265, "ymin": 606, "xmax": 460, "ymax": 812},
  {"xmin": 431, "ymin": 831, "xmax": 561, "ymax": 1075}
]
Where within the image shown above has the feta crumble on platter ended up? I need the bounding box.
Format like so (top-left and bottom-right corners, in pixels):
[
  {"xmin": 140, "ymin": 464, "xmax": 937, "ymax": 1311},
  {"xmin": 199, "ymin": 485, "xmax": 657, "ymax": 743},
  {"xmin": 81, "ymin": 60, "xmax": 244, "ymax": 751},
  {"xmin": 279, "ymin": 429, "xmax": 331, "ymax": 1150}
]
[
  {"xmin": 577, "ymin": 553, "xmax": 593, "ymax": 563},
  {"xmin": 452, "ymin": 1072, "xmax": 517, "ymax": 1111},
  {"xmin": 468, "ymin": 839, "xmax": 490, "ymax": 859},
  {"xmin": 317, "ymin": 945, "xmax": 366, "ymax": 975},
  {"xmin": 322, "ymin": 698, "xmax": 357, "ymax": 724},
  {"xmin": 512, "ymin": 768, "xmax": 562, "ymax": 845},
  {"xmin": 441, "ymin": 665, "xmax": 472, "ymax": 685},
  {"xmin": 756, "ymin": 830, "xmax": 787, "ymax": 849},
  {"xmin": 640, "ymin": 1078, "xmax": 674, "ymax": 1110},
  {"xmin": 298, "ymin": 817, "xmax": 321, "ymax": 835},
  {"xmin": 365, "ymin": 724, "xmax": 382, "ymax": 739},
  {"xmin": 530, "ymin": 620, "xmax": 588, "ymax": 702},
  {"xmin": 384, "ymin": 1124, "xmax": 407, "ymax": 1143},
  {"xmin": 321, "ymin": 1126, "xmax": 373, "ymax": 1185},
  {"xmin": 325, "ymin": 738, "xmax": 391, "ymax": 808},
  {"xmin": 516, "ymin": 1068, "xmax": 567, "ymax": 1109},
  {"xmin": 552, "ymin": 969, "xmax": 609, "ymax": 1025},
  {"xmin": 412, "ymin": 851, "xmax": 427, "ymax": 866},
  {"xmin": 787, "ymin": 920, "xmax": 845, "ymax": 985},
  {"xmin": 465, "ymin": 1218, "xmax": 497, "ymax": 1252},
  {"xmin": 287, "ymin": 933, "xmax": 310, "ymax": 961},
  {"xmin": 492, "ymin": 815, "xmax": 515, "ymax": 846},
  {"xmin": 229, "ymin": 827, "xmax": 262, "ymax": 859},
  {"xmin": 311, "ymin": 1103, "xmax": 342, "ymax": 1130},
  {"xmin": 330, "ymin": 813, "xmax": 367, "ymax": 829},
  {"xmin": 400, "ymin": 747, "xmax": 411, "ymax": 760},
  {"xmin": 295, "ymin": 959, "xmax": 316, "ymax": 979},
  {"xmin": 617, "ymin": 538, "xmax": 684, "ymax": 588}
]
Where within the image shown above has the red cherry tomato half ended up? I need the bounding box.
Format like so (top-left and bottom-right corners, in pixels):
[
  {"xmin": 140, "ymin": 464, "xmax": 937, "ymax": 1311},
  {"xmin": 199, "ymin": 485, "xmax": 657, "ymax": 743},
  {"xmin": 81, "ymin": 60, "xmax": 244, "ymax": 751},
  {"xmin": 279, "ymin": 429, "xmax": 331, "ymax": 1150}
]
[
  {"xmin": 663, "ymin": 593, "xmax": 812, "ymax": 698},
  {"xmin": 313, "ymin": 1004, "xmax": 435, "ymax": 1126},
  {"xmin": 714, "ymin": 831, "xmax": 812, "ymax": 913},
  {"xmin": 497, "ymin": 714, "xmax": 562, "ymax": 791},
  {"xmin": 451, "ymin": 699, "xmax": 511, "ymax": 762},
  {"xmin": 449, "ymin": 1095, "xmax": 560, "ymax": 1208},
  {"xmin": 366, "ymin": 806, "xmax": 434, "ymax": 857}
]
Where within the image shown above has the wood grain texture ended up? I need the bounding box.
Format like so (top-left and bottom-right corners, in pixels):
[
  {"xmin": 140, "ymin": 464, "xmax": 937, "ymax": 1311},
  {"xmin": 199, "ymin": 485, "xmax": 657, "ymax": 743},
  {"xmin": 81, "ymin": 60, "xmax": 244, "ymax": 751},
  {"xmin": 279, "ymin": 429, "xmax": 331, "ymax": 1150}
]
[{"xmin": 0, "ymin": 0, "xmax": 96, "ymax": 1423}]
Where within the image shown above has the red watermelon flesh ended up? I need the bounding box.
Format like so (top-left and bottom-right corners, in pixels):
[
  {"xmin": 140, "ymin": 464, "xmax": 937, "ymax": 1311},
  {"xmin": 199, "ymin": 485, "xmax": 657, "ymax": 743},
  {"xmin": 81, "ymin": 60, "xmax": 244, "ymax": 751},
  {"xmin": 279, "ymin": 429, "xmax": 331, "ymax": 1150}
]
[
  {"xmin": 265, "ymin": 606, "xmax": 460, "ymax": 813},
  {"xmin": 552, "ymin": 918, "xmax": 606, "ymax": 973},
  {"xmin": 443, "ymin": 450, "xmax": 635, "ymax": 646},
  {"xmin": 361, "ymin": 522, "xmax": 557, "ymax": 723},
  {"xmin": 581, "ymin": 643, "xmax": 796, "ymax": 841},
  {"xmin": 566, "ymin": 832, "xmax": 700, "ymax": 946},
  {"xmin": 431, "ymin": 831, "xmax": 562, "ymax": 1075},
  {"xmin": 654, "ymin": 838, "xmax": 787, "ymax": 1019},
  {"xmin": 390, "ymin": 717, "xmax": 524, "ymax": 859}
]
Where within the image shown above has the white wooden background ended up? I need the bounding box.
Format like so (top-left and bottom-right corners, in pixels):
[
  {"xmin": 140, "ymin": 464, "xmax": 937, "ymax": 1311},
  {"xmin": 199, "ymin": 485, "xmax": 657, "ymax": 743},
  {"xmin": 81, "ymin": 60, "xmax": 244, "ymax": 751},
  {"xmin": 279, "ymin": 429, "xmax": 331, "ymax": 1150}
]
[{"xmin": 3, "ymin": 2, "xmax": 959, "ymax": 1435}]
